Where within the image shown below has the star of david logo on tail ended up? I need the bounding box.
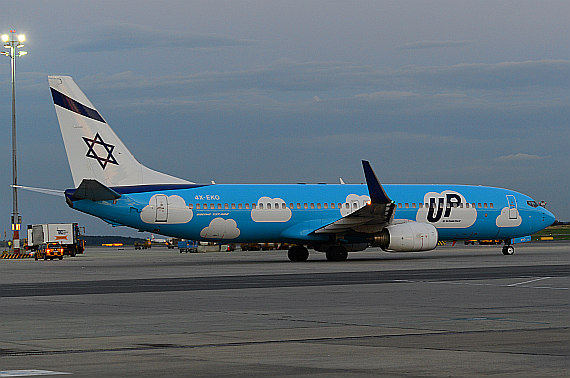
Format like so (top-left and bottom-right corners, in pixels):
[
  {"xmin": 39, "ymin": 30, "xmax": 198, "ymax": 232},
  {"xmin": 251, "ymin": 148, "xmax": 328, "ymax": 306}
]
[{"xmin": 82, "ymin": 133, "xmax": 119, "ymax": 169}]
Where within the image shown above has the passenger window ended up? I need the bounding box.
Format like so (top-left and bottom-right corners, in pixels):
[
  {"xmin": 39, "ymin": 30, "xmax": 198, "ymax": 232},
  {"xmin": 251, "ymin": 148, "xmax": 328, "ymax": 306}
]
[
  {"xmin": 189, "ymin": 204, "xmax": 193, "ymax": 209},
  {"xmin": 398, "ymin": 203, "xmax": 402, "ymax": 208},
  {"xmin": 289, "ymin": 203, "xmax": 294, "ymax": 208},
  {"xmin": 238, "ymin": 204, "xmax": 242, "ymax": 209},
  {"xmin": 282, "ymin": 203, "xmax": 286, "ymax": 209},
  {"xmin": 196, "ymin": 204, "xmax": 200, "ymax": 209},
  {"xmin": 259, "ymin": 203, "xmax": 264, "ymax": 209},
  {"xmin": 338, "ymin": 203, "xmax": 342, "ymax": 209},
  {"xmin": 224, "ymin": 204, "xmax": 229, "ymax": 209},
  {"xmin": 310, "ymin": 203, "xmax": 315, "ymax": 209},
  {"xmin": 490, "ymin": 203, "xmax": 494, "ymax": 208},
  {"xmin": 267, "ymin": 203, "xmax": 271, "ymax": 209},
  {"xmin": 405, "ymin": 203, "xmax": 409, "ymax": 209},
  {"xmin": 412, "ymin": 203, "xmax": 416, "ymax": 208},
  {"xmin": 317, "ymin": 203, "xmax": 321, "ymax": 209},
  {"xmin": 478, "ymin": 203, "xmax": 482, "ymax": 208},
  {"xmin": 297, "ymin": 203, "xmax": 301, "ymax": 209},
  {"xmin": 245, "ymin": 203, "xmax": 249, "ymax": 209},
  {"xmin": 484, "ymin": 203, "xmax": 488, "ymax": 208},
  {"xmin": 304, "ymin": 203, "xmax": 308, "ymax": 209},
  {"xmin": 231, "ymin": 204, "xmax": 236, "ymax": 209},
  {"xmin": 324, "ymin": 203, "xmax": 328, "ymax": 209},
  {"xmin": 331, "ymin": 203, "xmax": 335, "ymax": 209}
]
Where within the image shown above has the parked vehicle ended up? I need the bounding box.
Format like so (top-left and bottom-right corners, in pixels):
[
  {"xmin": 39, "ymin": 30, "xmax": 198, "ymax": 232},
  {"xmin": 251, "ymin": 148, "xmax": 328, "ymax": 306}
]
[
  {"xmin": 178, "ymin": 240, "xmax": 198, "ymax": 253},
  {"xmin": 27, "ymin": 223, "xmax": 85, "ymax": 256},
  {"xmin": 35, "ymin": 242, "xmax": 64, "ymax": 260}
]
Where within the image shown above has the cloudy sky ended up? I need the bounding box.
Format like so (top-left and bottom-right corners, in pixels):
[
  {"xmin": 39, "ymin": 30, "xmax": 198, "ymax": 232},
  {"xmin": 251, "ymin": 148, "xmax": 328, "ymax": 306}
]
[{"xmin": 0, "ymin": 0, "xmax": 568, "ymax": 237}]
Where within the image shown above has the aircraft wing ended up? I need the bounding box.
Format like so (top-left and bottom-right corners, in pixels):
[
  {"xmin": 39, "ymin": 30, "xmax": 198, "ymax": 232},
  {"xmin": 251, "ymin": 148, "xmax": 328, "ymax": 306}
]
[{"xmin": 314, "ymin": 161, "xmax": 395, "ymax": 234}]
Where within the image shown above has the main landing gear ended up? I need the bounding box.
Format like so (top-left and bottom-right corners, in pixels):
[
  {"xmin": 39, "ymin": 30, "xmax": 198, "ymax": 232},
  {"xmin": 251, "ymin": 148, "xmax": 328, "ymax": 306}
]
[
  {"xmin": 287, "ymin": 245, "xmax": 350, "ymax": 262},
  {"xmin": 325, "ymin": 245, "xmax": 348, "ymax": 261},
  {"xmin": 288, "ymin": 245, "xmax": 309, "ymax": 262}
]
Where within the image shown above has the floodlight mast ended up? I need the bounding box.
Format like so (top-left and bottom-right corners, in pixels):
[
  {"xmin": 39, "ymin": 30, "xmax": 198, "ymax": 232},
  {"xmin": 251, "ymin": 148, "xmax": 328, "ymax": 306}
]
[{"xmin": 1, "ymin": 30, "xmax": 27, "ymax": 253}]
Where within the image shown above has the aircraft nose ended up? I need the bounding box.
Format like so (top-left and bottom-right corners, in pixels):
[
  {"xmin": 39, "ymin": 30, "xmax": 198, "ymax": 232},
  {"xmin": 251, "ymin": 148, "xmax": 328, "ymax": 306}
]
[{"xmin": 542, "ymin": 208, "xmax": 556, "ymax": 226}]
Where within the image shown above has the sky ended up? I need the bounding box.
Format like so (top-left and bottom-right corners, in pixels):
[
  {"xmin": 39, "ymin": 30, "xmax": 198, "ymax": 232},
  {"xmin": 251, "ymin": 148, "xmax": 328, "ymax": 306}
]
[{"xmin": 0, "ymin": 0, "xmax": 568, "ymax": 238}]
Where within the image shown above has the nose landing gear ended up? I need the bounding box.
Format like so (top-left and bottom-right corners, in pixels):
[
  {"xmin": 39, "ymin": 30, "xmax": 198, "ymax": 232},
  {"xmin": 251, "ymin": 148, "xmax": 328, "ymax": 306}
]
[{"xmin": 502, "ymin": 243, "xmax": 515, "ymax": 255}]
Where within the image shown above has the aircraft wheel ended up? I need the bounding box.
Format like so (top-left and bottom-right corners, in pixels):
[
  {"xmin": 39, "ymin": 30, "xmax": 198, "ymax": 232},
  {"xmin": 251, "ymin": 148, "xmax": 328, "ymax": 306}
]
[
  {"xmin": 59, "ymin": 256, "xmax": 63, "ymax": 260},
  {"xmin": 502, "ymin": 245, "xmax": 515, "ymax": 255},
  {"xmin": 326, "ymin": 246, "xmax": 348, "ymax": 261},
  {"xmin": 288, "ymin": 246, "xmax": 309, "ymax": 262}
]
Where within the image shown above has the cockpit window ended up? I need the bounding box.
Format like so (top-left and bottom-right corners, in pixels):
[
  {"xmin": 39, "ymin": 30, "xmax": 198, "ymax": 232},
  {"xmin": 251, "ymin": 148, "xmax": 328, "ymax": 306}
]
[{"xmin": 527, "ymin": 200, "xmax": 538, "ymax": 208}]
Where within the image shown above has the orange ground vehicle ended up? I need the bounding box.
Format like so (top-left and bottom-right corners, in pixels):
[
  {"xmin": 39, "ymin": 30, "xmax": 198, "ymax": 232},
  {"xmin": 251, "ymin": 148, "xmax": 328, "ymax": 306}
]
[{"xmin": 35, "ymin": 242, "xmax": 64, "ymax": 260}]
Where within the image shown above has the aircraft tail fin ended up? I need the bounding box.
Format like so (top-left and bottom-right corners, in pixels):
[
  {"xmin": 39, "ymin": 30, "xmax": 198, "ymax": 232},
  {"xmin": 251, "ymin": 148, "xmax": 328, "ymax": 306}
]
[{"xmin": 48, "ymin": 76, "xmax": 191, "ymax": 187}]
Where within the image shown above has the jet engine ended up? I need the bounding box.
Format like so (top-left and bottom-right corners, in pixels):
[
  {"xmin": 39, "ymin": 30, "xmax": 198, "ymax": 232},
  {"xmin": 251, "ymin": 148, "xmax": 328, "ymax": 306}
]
[{"xmin": 371, "ymin": 221, "xmax": 438, "ymax": 252}]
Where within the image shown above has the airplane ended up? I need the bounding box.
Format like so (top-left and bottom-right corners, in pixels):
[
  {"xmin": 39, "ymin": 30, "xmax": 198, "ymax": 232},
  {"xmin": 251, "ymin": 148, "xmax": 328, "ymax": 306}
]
[
  {"xmin": 150, "ymin": 234, "xmax": 170, "ymax": 244},
  {"xmin": 47, "ymin": 75, "xmax": 555, "ymax": 261}
]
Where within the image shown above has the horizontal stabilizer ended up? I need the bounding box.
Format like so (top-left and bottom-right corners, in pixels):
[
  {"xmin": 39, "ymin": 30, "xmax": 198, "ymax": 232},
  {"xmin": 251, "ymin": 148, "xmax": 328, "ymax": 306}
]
[
  {"xmin": 71, "ymin": 179, "xmax": 121, "ymax": 201},
  {"xmin": 12, "ymin": 185, "xmax": 64, "ymax": 197}
]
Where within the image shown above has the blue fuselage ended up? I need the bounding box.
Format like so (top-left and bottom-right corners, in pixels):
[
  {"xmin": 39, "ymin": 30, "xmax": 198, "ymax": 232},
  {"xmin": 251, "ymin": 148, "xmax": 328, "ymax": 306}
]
[{"xmin": 67, "ymin": 183, "xmax": 555, "ymax": 245}]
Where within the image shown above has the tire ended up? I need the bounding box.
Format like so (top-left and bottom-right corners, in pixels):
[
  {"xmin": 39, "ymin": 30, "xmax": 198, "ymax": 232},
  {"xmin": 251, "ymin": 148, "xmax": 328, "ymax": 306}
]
[
  {"xmin": 502, "ymin": 245, "xmax": 515, "ymax": 255},
  {"xmin": 288, "ymin": 246, "xmax": 309, "ymax": 262},
  {"xmin": 326, "ymin": 246, "xmax": 348, "ymax": 261}
]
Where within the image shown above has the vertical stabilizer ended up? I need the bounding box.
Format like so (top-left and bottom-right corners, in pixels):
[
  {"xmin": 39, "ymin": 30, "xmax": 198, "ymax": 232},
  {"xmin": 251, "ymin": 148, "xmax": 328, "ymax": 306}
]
[{"xmin": 48, "ymin": 76, "xmax": 191, "ymax": 187}]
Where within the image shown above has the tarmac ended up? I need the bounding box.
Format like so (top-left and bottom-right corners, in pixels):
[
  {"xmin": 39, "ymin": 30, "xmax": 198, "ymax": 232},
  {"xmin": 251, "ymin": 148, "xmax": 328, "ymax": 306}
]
[{"xmin": 0, "ymin": 242, "xmax": 568, "ymax": 377}]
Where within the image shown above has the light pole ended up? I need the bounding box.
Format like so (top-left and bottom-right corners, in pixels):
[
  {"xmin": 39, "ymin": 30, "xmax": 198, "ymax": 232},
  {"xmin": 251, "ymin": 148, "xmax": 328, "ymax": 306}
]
[{"xmin": 1, "ymin": 30, "xmax": 27, "ymax": 253}]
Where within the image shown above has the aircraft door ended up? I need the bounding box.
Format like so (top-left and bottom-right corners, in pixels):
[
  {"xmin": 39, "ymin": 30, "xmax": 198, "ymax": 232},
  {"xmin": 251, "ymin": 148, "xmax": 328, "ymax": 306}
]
[
  {"xmin": 350, "ymin": 199, "xmax": 360, "ymax": 214},
  {"xmin": 154, "ymin": 194, "xmax": 168, "ymax": 222},
  {"xmin": 506, "ymin": 195, "xmax": 517, "ymax": 219}
]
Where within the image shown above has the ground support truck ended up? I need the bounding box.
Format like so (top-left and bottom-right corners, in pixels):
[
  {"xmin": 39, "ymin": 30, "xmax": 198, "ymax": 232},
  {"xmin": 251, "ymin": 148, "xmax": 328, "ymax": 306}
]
[
  {"xmin": 178, "ymin": 240, "xmax": 198, "ymax": 253},
  {"xmin": 27, "ymin": 223, "xmax": 85, "ymax": 257}
]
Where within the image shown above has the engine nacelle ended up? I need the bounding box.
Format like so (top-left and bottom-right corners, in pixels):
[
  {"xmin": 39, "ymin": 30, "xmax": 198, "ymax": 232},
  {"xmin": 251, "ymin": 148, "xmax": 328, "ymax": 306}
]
[{"xmin": 372, "ymin": 221, "xmax": 438, "ymax": 252}]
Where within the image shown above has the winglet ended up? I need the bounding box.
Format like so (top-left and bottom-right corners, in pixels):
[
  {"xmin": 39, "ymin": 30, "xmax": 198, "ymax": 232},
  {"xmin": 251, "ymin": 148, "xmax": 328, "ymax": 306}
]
[{"xmin": 362, "ymin": 160, "xmax": 391, "ymax": 204}]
